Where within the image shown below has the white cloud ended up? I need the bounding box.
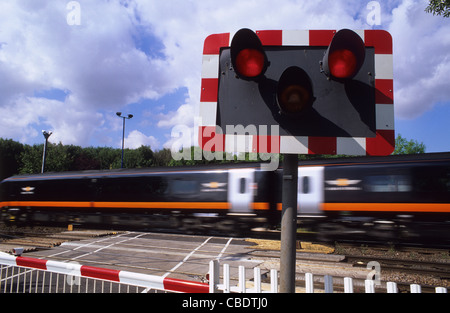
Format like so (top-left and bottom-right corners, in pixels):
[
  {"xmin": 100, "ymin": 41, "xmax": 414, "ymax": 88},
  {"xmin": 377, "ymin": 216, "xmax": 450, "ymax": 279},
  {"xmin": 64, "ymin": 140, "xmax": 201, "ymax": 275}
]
[
  {"xmin": 124, "ymin": 130, "xmax": 159, "ymax": 149},
  {"xmin": 0, "ymin": 96, "xmax": 41, "ymax": 142},
  {"xmin": 0, "ymin": 0, "xmax": 175, "ymax": 146},
  {"xmin": 0, "ymin": 95, "xmax": 103, "ymax": 145},
  {"xmin": 389, "ymin": 0, "xmax": 450, "ymax": 119}
]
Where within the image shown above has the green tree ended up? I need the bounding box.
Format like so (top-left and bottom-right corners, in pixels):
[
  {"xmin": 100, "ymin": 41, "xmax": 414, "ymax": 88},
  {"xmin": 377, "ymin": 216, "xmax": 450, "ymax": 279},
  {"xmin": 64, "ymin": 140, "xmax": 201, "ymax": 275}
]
[
  {"xmin": 42, "ymin": 142, "xmax": 77, "ymax": 172},
  {"xmin": 425, "ymin": 0, "xmax": 450, "ymax": 17},
  {"xmin": 20, "ymin": 144, "xmax": 43, "ymax": 174},
  {"xmin": 0, "ymin": 138, "xmax": 24, "ymax": 180},
  {"xmin": 153, "ymin": 148, "xmax": 173, "ymax": 167},
  {"xmin": 71, "ymin": 146, "xmax": 101, "ymax": 171},
  {"xmin": 19, "ymin": 142, "xmax": 78, "ymax": 174},
  {"xmin": 393, "ymin": 134, "xmax": 426, "ymax": 155},
  {"xmin": 5, "ymin": 137, "xmax": 282, "ymax": 176},
  {"xmin": 96, "ymin": 147, "xmax": 121, "ymax": 169},
  {"xmin": 135, "ymin": 145, "xmax": 154, "ymax": 167}
]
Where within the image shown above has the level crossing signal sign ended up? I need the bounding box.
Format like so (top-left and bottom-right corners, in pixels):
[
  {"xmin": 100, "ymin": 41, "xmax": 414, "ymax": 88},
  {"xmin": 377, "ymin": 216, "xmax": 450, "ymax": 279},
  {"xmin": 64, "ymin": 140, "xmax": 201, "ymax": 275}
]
[{"xmin": 199, "ymin": 28, "xmax": 394, "ymax": 156}]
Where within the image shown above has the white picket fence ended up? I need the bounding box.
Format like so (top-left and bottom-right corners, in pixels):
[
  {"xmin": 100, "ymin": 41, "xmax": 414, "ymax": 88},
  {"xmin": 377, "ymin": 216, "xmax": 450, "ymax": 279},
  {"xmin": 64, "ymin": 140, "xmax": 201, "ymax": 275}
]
[{"xmin": 208, "ymin": 260, "xmax": 448, "ymax": 293}]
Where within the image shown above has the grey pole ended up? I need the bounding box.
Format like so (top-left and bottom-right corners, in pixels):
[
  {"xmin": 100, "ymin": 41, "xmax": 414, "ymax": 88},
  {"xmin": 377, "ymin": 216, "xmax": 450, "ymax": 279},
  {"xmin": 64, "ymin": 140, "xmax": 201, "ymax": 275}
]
[
  {"xmin": 121, "ymin": 116, "xmax": 126, "ymax": 168},
  {"xmin": 116, "ymin": 112, "xmax": 133, "ymax": 169},
  {"xmin": 41, "ymin": 130, "xmax": 52, "ymax": 173},
  {"xmin": 279, "ymin": 153, "xmax": 298, "ymax": 293}
]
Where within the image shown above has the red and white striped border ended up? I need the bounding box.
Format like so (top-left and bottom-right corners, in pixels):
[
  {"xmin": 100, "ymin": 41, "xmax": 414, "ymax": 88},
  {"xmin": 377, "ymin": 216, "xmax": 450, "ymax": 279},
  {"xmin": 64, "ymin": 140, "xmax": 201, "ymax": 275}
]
[
  {"xmin": 0, "ymin": 252, "xmax": 209, "ymax": 293},
  {"xmin": 199, "ymin": 29, "xmax": 394, "ymax": 156}
]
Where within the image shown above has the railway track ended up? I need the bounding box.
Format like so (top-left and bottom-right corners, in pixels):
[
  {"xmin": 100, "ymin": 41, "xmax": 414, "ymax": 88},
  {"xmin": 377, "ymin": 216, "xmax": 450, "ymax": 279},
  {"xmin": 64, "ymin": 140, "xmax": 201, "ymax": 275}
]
[
  {"xmin": 0, "ymin": 225, "xmax": 121, "ymax": 254},
  {"xmin": 349, "ymin": 255, "xmax": 450, "ymax": 277}
]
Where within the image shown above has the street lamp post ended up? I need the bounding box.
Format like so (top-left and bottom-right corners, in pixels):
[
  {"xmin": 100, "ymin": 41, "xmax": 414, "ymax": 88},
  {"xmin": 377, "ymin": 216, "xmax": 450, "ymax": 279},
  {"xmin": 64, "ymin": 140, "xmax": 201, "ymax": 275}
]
[
  {"xmin": 116, "ymin": 112, "xmax": 133, "ymax": 168},
  {"xmin": 41, "ymin": 130, "xmax": 52, "ymax": 173}
]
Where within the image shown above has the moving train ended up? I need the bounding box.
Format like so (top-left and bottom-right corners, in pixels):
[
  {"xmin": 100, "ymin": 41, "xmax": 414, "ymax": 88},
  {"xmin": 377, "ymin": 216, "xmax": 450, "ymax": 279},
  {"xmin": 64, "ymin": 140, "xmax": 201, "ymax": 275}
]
[{"xmin": 1, "ymin": 153, "xmax": 449, "ymax": 243}]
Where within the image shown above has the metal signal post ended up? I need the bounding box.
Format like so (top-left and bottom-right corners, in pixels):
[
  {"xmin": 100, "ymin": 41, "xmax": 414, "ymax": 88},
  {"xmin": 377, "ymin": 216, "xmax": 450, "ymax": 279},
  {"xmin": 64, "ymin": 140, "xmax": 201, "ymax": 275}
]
[{"xmin": 280, "ymin": 154, "xmax": 298, "ymax": 293}]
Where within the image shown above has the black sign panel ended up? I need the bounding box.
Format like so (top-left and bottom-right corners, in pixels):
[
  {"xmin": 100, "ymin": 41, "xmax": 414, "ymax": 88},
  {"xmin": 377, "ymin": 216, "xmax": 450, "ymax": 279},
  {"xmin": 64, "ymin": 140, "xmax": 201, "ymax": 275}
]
[{"xmin": 217, "ymin": 46, "xmax": 376, "ymax": 138}]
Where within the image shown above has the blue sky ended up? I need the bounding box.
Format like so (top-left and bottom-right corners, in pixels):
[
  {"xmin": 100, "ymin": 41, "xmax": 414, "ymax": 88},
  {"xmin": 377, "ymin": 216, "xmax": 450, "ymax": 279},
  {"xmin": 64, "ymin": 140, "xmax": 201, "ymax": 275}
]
[
  {"xmin": 396, "ymin": 103, "xmax": 450, "ymax": 152},
  {"xmin": 0, "ymin": 0, "xmax": 449, "ymax": 154}
]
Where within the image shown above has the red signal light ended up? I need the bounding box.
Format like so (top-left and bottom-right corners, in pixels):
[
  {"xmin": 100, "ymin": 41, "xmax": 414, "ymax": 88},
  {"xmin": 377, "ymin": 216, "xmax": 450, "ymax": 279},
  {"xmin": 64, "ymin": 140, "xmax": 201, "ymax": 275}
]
[
  {"xmin": 230, "ymin": 28, "xmax": 268, "ymax": 80},
  {"xmin": 321, "ymin": 29, "xmax": 365, "ymax": 81},
  {"xmin": 328, "ymin": 49, "xmax": 358, "ymax": 79},
  {"xmin": 235, "ymin": 48, "xmax": 266, "ymax": 78}
]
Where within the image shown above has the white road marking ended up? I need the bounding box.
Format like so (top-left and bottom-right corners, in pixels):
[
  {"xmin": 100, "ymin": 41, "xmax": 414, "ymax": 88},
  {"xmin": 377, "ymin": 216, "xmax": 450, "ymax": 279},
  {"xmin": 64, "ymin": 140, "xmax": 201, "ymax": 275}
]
[
  {"xmin": 59, "ymin": 241, "xmax": 217, "ymax": 259},
  {"xmin": 216, "ymin": 238, "xmax": 233, "ymax": 260},
  {"xmin": 162, "ymin": 237, "xmax": 212, "ymax": 278},
  {"xmin": 67, "ymin": 233, "xmax": 147, "ymax": 261},
  {"xmin": 46, "ymin": 232, "xmax": 139, "ymax": 259}
]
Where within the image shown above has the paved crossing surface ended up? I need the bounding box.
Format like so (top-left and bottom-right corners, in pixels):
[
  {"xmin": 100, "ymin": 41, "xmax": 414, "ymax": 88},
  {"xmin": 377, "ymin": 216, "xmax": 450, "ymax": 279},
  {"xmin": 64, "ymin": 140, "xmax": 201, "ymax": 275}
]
[{"xmin": 22, "ymin": 231, "xmax": 264, "ymax": 283}]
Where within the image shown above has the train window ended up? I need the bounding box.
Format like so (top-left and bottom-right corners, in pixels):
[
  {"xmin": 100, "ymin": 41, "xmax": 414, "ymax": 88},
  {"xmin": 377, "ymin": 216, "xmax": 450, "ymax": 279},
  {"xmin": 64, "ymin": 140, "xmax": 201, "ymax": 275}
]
[
  {"xmin": 239, "ymin": 178, "xmax": 246, "ymax": 194},
  {"xmin": 302, "ymin": 176, "xmax": 310, "ymax": 194},
  {"xmin": 171, "ymin": 180, "xmax": 199, "ymax": 195},
  {"xmin": 413, "ymin": 166, "xmax": 450, "ymax": 193},
  {"xmin": 144, "ymin": 177, "xmax": 168, "ymax": 196},
  {"xmin": 364, "ymin": 175, "xmax": 412, "ymax": 192}
]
